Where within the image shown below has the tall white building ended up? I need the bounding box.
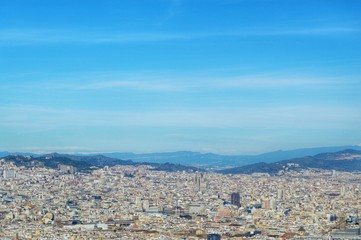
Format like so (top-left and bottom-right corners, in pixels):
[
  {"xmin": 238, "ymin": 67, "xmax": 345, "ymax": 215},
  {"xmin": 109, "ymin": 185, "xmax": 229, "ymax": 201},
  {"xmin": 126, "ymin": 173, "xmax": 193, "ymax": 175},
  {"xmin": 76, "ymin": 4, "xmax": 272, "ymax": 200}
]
[{"xmin": 3, "ymin": 169, "xmax": 16, "ymax": 179}]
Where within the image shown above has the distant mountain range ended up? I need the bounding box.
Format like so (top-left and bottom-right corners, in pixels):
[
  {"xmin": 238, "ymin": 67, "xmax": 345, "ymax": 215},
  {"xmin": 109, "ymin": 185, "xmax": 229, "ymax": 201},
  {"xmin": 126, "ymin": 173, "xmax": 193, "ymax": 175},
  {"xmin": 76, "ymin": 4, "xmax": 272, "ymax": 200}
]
[
  {"xmin": 103, "ymin": 145, "xmax": 361, "ymax": 168},
  {"xmin": 217, "ymin": 149, "xmax": 361, "ymax": 175},
  {"xmin": 1, "ymin": 145, "xmax": 361, "ymax": 170},
  {"xmin": 0, "ymin": 153, "xmax": 203, "ymax": 173}
]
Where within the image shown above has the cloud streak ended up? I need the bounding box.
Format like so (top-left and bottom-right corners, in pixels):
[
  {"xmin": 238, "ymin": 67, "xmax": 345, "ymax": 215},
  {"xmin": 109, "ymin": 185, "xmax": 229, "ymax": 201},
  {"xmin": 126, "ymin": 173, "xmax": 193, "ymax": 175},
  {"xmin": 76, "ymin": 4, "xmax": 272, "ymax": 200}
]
[
  {"xmin": 0, "ymin": 103, "xmax": 359, "ymax": 130},
  {"xmin": 156, "ymin": 0, "xmax": 182, "ymax": 26},
  {"xmin": 75, "ymin": 80, "xmax": 183, "ymax": 92},
  {"xmin": 0, "ymin": 27, "xmax": 358, "ymax": 45},
  {"xmin": 1, "ymin": 70, "xmax": 354, "ymax": 92}
]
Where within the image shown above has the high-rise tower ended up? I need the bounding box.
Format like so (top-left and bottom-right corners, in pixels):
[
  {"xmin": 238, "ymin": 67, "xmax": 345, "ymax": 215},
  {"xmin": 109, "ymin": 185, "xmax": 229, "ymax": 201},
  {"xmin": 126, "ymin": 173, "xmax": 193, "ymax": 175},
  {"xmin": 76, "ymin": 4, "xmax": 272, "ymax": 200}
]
[
  {"xmin": 195, "ymin": 173, "xmax": 207, "ymax": 192},
  {"xmin": 230, "ymin": 192, "xmax": 241, "ymax": 207}
]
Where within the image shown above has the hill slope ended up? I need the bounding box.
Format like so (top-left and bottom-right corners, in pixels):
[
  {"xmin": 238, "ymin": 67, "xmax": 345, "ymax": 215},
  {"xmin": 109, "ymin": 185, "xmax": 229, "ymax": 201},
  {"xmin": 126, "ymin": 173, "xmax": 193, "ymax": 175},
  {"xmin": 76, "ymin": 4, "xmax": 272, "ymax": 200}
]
[
  {"xmin": 0, "ymin": 153, "xmax": 204, "ymax": 173},
  {"xmin": 218, "ymin": 149, "xmax": 361, "ymax": 175}
]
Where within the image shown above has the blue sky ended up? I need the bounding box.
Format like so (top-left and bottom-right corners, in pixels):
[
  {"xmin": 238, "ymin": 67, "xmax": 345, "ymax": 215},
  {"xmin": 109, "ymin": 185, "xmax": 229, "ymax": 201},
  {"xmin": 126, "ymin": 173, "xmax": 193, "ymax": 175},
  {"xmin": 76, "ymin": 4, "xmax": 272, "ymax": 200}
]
[{"xmin": 0, "ymin": 0, "xmax": 360, "ymax": 154}]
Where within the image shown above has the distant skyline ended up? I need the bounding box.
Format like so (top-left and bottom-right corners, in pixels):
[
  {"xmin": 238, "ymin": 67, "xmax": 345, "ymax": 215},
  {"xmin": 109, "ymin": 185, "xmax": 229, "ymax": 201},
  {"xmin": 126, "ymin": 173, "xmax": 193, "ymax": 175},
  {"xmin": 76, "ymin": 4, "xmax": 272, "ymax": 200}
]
[{"xmin": 1, "ymin": 0, "xmax": 360, "ymax": 154}]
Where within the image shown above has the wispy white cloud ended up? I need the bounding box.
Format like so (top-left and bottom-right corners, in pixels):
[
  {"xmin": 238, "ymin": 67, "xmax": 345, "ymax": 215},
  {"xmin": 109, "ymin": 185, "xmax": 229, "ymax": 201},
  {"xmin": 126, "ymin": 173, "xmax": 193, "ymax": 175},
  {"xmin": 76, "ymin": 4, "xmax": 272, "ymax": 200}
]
[
  {"xmin": 0, "ymin": 26, "xmax": 358, "ymax": 45},
  {"xmin": 1, "ymin": 103, "xmax": 359, "ymax": 154},
  {"xmin": 156, "ymin": 0, "xmax": 182, "ymax": 26},
  {"xmin": 1, "ymin": 69, "xmax": 352, "ymax": 92},
  {"xmin": 0, "ymin": 29, "xmax": 190, "ymax": 45},
  {"xmin": 75, "ymin": 80, "xmax": 184, "ymax": 92},
  {"xmin": 204, "ymin": 74, "xmax": 342, "ymax": 89},
  {"xmin": 271, "ymin": 27, "xmax": 359, "ymax": 35},
  {"xmin": 0, "ymin": 103, "xmax": 359, "ymax": 130}
]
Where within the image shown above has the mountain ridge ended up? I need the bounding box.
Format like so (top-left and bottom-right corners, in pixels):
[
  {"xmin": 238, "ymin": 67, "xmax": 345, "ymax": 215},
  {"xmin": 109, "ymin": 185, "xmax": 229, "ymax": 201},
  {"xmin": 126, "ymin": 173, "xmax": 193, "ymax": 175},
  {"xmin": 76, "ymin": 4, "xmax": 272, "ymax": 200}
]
[
  {"xmin": 101, "ymin": 145, "xmax": 361, "ymax": 168},
  {"xmin": 217, "ymin": 149, "xmax": 361, "ymax": 175},
  {"xmin": 0, "ymin": 153, "xmax": 204, "ymax": 173},
  {"xmin": 1, "ymin": 145, "xmax": 361, "ymax": 169}
]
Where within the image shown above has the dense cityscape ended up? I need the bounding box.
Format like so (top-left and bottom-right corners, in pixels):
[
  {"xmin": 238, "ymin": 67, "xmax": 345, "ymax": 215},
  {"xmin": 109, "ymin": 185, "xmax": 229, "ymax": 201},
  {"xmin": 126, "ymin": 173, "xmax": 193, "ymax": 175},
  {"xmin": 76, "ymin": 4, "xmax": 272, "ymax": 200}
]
[
  {"xmin": 1, "ymin": 1, "xmax": 361, "ymax": 239},
  {"xmin": 1, "ymin": 156, "xmax": 360, "ymax": 239}
]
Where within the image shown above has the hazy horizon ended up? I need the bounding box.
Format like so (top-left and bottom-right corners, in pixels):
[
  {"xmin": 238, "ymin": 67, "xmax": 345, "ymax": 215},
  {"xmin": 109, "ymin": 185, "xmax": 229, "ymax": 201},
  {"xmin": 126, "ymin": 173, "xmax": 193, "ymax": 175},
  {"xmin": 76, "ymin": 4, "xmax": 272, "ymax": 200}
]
[{"xmin": 2, "ymin": 144, "xmax": 361, "ymax": 157}]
